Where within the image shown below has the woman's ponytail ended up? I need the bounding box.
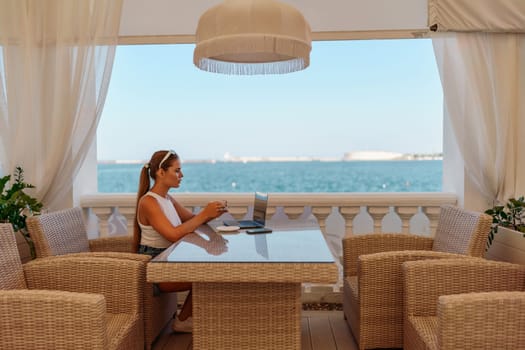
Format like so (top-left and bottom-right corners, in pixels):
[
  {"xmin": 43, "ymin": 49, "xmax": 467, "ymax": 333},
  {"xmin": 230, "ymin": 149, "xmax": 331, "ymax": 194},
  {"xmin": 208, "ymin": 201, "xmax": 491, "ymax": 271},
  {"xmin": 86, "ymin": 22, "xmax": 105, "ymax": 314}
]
[{"xmin": 133, "ymin": 164, "xmax": 151, "ymax": 252}]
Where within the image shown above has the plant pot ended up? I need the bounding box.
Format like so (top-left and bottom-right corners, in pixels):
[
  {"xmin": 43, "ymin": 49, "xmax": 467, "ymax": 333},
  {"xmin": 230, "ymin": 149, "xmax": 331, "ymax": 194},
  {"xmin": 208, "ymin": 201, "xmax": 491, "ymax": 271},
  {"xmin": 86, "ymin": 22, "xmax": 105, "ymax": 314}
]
[
  {"xmin": 485, "ymin": 226, "xmax": 525, "ymax": 265},
  {"xmin": 15, "ymin": 230, "xmax": 34, "ymax": 264}
]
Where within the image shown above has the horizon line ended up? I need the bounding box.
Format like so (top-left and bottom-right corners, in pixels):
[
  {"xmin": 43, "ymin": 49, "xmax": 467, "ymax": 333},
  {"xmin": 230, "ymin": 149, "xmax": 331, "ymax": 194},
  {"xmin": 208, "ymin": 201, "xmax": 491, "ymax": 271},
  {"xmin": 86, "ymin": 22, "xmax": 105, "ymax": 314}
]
[{"xmin": 98, "ymin": 153, "xmax": 443, "ymax": 164}]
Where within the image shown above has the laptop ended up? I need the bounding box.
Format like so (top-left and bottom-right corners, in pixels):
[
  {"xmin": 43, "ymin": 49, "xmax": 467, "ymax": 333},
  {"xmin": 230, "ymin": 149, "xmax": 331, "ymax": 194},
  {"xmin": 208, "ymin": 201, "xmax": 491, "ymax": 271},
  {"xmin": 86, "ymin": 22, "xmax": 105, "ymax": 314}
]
[{"xmin": 223, "ymin": 192, "xmax": 268, "ymax": 229}]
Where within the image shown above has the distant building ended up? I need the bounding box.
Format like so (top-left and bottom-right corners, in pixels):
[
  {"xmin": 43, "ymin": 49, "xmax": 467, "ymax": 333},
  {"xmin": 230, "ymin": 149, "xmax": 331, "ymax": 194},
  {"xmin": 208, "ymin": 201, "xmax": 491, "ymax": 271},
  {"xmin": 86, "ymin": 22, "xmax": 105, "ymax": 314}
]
[
  {"xmin": 343, "ymin": 151, "xmax": 403, "ymax": 161},
  {"xmin": 343, "ymin": 151, "xmax": 443, "ymax": 161}
]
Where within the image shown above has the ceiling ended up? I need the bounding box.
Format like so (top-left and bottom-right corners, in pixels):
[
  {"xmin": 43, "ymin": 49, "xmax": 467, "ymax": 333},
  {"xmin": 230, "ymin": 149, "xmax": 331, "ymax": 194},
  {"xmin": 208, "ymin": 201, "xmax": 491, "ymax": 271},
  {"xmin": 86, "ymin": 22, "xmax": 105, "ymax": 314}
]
[{"xmin": 119, "ymin": 0, "xmax": 429, "ymax": 43}]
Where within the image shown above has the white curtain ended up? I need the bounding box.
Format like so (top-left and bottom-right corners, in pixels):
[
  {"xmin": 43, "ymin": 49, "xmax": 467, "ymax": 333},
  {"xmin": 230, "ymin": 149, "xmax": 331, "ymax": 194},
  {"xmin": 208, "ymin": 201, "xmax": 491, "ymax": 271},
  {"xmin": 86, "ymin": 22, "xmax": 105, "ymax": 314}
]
[
  {"xmin": 433, "ymin": 33, "xmax": 525, "ymax": 204},
  {"xmin": 0, "ymin": 0, "xmax": 122, "ymax": 210}
]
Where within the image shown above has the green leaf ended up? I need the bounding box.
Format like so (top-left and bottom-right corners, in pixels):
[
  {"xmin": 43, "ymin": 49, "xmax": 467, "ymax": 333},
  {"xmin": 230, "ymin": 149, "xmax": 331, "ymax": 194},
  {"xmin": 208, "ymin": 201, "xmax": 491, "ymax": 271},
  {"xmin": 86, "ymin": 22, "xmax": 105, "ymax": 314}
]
[{"xmin": 0, "ymin": 167, "xmax": 43, "ymax": 233}]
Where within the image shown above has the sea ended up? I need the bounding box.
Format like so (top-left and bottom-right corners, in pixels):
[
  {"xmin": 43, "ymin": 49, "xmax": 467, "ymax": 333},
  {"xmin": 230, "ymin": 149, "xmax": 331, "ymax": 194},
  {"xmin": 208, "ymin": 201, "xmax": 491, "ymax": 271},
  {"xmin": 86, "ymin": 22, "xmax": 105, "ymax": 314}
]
[{"xmin": 98, "ymin": 160, "xmax": 442, "ymax": 193}]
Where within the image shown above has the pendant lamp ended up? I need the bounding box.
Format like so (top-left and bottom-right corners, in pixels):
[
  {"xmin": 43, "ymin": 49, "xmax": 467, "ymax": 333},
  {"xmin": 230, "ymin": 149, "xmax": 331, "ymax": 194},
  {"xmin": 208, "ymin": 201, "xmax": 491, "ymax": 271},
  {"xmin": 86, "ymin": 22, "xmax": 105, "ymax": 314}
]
[{"xmin": 193, "ymin": 0, "xmax": 312, "ymax": 75}]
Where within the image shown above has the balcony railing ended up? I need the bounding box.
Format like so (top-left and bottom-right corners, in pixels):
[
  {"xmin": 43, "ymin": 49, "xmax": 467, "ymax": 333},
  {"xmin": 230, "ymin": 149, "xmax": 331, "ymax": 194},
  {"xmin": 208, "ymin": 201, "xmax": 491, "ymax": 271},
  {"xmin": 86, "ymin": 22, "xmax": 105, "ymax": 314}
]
[{"xmin": 81, "ymin": 192, "xmax": 456, "ymax": 235}]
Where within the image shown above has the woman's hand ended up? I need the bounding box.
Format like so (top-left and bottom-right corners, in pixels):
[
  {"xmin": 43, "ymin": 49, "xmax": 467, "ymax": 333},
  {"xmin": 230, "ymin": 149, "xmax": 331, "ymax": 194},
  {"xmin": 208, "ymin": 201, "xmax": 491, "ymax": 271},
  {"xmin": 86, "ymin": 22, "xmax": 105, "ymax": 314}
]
[{"xmin": 202, "ymin": 200, "xmax": 228, "ymax": 220}]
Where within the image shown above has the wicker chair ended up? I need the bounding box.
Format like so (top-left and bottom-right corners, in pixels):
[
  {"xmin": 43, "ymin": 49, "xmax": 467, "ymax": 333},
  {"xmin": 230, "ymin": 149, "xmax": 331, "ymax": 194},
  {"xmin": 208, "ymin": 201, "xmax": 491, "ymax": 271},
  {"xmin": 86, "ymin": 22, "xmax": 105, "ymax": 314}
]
[
  {"xmin": 0, "ymin": 223, "xmax": 144, "ymax": 349},
  {"xmin": 342, "ymin": 205, "xmax": 492, "ymax": 349},
  {"xmin": 403, "ymin": 258, "xmax": 525, "ymax": 350},
  {"xmin": 26, "ymin": 207, "xmax": 178, "ymax": 350}
]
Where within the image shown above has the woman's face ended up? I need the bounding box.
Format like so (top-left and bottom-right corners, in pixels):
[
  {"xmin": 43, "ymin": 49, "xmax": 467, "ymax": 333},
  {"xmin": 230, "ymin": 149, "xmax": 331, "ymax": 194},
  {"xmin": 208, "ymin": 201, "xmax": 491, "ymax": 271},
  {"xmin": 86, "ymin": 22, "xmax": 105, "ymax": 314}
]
[{"xmin": 160, "ymin": 158, "xmax": 183, "ymax": 188}]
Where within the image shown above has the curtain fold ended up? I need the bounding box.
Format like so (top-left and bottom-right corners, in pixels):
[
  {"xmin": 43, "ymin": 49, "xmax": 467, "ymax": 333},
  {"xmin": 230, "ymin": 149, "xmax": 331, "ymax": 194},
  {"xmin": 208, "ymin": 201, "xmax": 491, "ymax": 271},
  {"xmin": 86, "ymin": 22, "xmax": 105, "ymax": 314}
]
[
  {"xmin": 433, "ymin": 32, "xmax": 525, "ymax": 204},
  {"xmin": 428, "ymin": 0, "xmax": 525, "ymax": 33},
  {"xmin": 0, "ymin": 0, "xmax": 122, "ymax": 210}
]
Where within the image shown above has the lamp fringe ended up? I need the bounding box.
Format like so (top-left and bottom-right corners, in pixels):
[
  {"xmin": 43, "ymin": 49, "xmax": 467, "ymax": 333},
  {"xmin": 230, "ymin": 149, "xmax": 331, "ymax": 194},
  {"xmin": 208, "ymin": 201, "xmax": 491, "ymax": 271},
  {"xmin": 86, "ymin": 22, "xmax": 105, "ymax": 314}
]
[
  {"xmin": 194, "ymin": 34, "xmax": 310, "ymax": 75},
  {"xmin": 196, "ymin": 57, "xmax": 306, "ymax": 75}
]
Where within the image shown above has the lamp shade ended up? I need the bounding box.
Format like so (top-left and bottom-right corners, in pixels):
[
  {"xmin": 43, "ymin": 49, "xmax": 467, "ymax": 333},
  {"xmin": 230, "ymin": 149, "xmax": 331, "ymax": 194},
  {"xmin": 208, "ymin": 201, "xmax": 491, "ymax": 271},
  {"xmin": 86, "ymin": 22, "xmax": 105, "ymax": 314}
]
[{"xmin": 194, "ymin": 0, "xmax": 312, "ymax": 75}]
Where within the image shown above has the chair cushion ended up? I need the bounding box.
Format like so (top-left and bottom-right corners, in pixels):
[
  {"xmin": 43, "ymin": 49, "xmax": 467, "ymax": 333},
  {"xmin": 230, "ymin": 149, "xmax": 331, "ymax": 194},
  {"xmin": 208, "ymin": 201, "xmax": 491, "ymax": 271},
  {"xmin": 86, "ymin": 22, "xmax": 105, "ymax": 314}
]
[
  {"xmin": 38, "ymin": 208, "xmax": 90, "ymax": 255},
  {"xmin": 432, "ymin": 205, "xmax": 483, "ymax": 255}
]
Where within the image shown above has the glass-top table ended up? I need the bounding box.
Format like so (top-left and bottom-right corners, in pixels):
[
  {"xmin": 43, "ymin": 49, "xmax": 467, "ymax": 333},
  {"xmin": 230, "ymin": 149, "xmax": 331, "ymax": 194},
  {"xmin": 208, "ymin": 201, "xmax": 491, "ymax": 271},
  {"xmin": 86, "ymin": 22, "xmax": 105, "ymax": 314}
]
[
  {"xmin": 152, "ymin": 224, "xmax": 335, "ymax": 263},
  {"xmin": 147, "ymin": 223, "xmax": 338, "ymax": 350}
]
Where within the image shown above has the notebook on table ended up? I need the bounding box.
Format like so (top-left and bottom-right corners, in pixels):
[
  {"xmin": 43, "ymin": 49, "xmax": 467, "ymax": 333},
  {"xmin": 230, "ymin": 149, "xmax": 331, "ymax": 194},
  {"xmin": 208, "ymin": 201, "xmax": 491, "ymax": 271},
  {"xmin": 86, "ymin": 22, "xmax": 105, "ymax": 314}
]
[{"xmin": 223, "ymin": 192, "xmax": 268, "ymax": 229}]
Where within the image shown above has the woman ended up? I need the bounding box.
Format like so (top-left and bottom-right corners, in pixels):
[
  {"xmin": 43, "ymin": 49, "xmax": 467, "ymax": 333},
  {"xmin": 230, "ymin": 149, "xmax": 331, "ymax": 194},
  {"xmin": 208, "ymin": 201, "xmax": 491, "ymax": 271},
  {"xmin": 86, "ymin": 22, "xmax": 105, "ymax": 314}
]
[{"xmin": 134, "ymin": 150, "xmax": 227, "ymax": 333}]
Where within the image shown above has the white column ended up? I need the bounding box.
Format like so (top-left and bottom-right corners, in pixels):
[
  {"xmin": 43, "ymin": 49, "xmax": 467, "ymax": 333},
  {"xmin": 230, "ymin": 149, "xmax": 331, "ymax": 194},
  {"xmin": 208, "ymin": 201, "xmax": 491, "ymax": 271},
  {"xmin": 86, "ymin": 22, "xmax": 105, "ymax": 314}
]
[
  {"xmin": 442, "ymin": 109, "xmax": 491, "ymax": 212},
  {"xmin": 73, "ymin": 138, "xmax": 98, "ymax": 207}
]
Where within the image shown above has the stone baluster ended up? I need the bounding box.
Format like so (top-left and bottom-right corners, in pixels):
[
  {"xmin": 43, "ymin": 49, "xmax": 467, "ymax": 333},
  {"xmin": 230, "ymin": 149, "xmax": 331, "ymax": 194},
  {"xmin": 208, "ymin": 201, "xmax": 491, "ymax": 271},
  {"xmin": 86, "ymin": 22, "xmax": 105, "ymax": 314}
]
[
  {"xmin": 117, "ymin": 206, "xmax": 136, "ymax": 235},
  {"xmin": 397, "ymin": 206, "xmax": 419, "ymax": 233},
  {"xmin": 91, "ymin": 207, "xmax": 112, "ymax": 237},
  {"xmin": 368, "ymin": 206, "xmax": 390, "ymax": 233},
  {"xmin": 107, "ymin": 207, "xmax": 128, "ymax": 236},
  {"xmin": 311, "ymin": 206, "xmax": 332, "ymax": 233},
  {"xmin": 339, "ymin": 206, "xmax": 360, "ymax": 236},
  {"xmin": 424, "ymin": 205, "xmax": 442, "ymax": 236},
  {"xmin": 283, "ymin": 206, "xmax": 305, "ymax": 220},
  {"xmin": 228, "ymin": 206, "xmax": 249, "ymax": 220}
]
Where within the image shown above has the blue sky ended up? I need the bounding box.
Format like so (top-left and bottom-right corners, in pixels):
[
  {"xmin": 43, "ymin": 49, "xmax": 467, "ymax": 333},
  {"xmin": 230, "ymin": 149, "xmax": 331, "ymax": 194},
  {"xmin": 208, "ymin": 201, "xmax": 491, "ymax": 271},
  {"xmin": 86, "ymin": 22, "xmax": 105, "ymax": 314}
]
[{"xmin": 97, "ymin": 39, "xmax": 443, "ymax": 161}]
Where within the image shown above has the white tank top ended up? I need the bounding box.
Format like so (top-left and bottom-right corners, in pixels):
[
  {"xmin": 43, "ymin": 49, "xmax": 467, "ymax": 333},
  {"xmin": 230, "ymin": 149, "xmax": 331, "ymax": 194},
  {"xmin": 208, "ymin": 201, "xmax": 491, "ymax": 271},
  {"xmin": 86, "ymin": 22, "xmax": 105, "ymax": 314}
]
[{"xmin": 138, "ymin": 191, "xmax": 182, "ymax": 248}]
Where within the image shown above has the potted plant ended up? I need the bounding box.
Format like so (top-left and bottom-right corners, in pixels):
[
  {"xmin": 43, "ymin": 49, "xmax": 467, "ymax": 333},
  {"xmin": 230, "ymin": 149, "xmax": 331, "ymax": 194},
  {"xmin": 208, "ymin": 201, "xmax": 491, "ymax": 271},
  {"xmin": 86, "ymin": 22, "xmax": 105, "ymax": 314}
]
[
  {"xmin": 0, "ymin": 166, "xmax": 43, "ymax": 260},
  {"xmin": 484, "ymin": 196, "xmax": 525, "ymax": 264}
]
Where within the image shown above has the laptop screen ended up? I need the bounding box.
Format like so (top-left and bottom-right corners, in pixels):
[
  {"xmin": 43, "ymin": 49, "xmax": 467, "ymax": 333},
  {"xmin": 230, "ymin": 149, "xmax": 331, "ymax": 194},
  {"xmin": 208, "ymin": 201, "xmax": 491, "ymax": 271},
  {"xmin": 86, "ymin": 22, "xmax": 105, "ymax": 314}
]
[{"xmin": 253, "ymin": 192, "xmax": 268, "ymax": 224}]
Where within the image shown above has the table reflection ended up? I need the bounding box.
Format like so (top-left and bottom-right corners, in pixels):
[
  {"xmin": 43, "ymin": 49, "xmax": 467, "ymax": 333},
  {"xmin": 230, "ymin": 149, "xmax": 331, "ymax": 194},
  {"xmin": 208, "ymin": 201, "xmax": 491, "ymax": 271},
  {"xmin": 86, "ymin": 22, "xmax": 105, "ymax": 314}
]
[
  {"xmin": 156, "ymin": 224, "xmax": 334, "ymax": 264},
  {"xmin": 186, "ymin": 225, "xmax": 229, "ymax": 255},
  {"xmin": 254, "ymin": 234, "xmax": 269, "ymax": 259}
]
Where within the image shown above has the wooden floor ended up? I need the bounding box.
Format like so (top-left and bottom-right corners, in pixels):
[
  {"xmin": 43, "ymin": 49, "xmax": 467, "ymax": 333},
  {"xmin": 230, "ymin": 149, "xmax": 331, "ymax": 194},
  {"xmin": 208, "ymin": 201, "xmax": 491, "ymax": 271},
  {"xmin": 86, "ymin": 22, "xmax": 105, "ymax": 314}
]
[{"xmin": 152, "ymin": 311, "xmax": 359, "ymax": 350}]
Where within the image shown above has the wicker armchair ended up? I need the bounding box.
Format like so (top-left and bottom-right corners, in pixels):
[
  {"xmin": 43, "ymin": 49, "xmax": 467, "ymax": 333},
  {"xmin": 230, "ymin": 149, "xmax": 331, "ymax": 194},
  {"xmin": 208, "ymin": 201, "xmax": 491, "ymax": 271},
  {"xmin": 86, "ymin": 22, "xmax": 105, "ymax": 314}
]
[
  {"xmin": 0, "ymin": 223, "xmax": 144, "ymax": 350},
  {"xmin": 342, "ymin": 205, "xmax": 492, "ymax": 349},
  {"xmin": 26, "ymin": 207, "xmax": 178, "ymax": 350},
  {"xmin": 403, "ymin": 258, "xmax": 525, "ymax": 350}
]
